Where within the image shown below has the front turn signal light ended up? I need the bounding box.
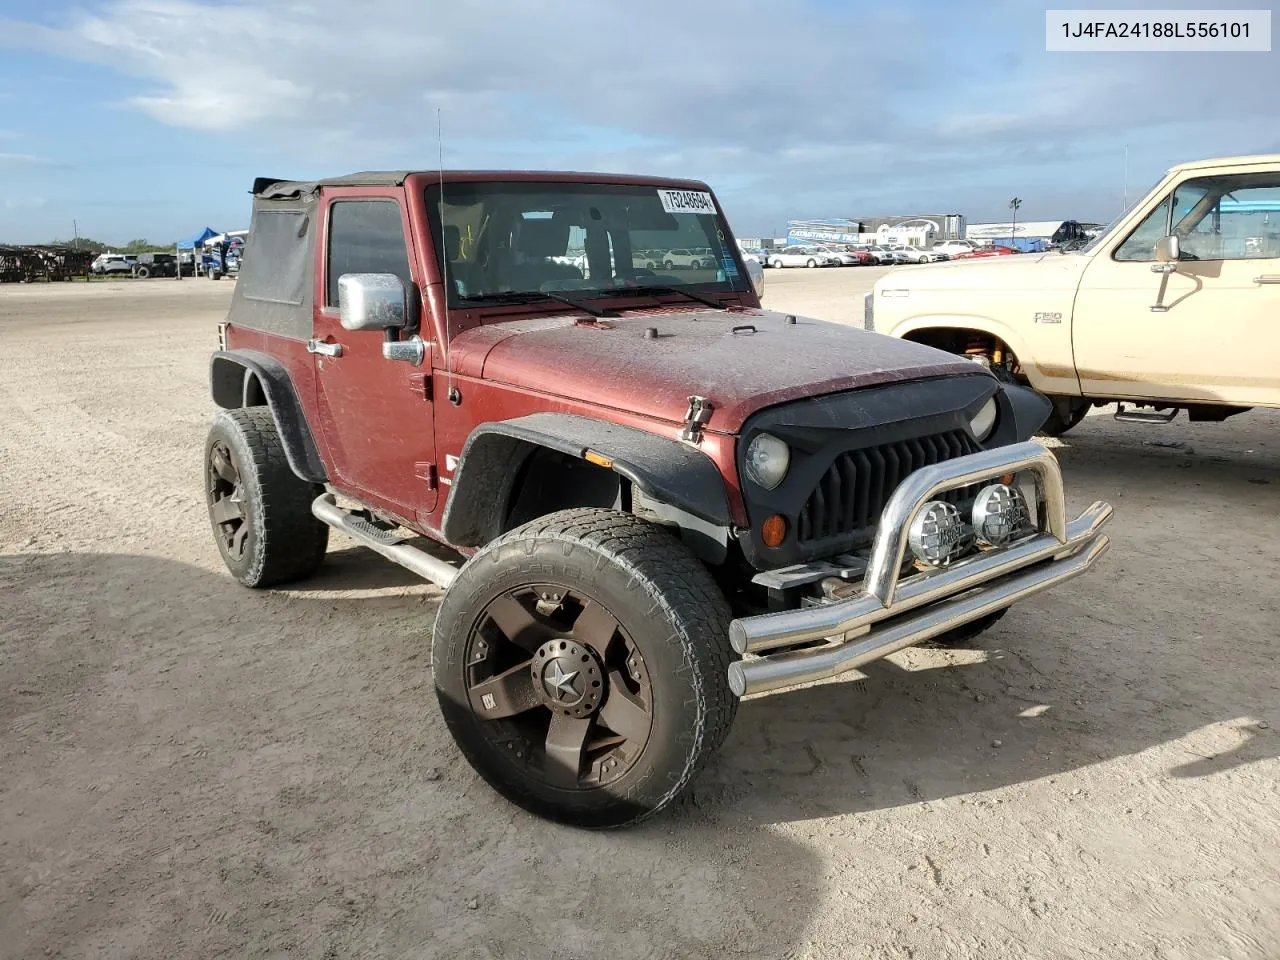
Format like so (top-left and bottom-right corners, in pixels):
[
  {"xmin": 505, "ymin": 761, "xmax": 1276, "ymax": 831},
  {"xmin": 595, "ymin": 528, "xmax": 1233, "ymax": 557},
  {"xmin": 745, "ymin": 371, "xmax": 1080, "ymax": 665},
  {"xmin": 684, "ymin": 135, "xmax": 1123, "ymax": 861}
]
[{"xmin": 761, "ymin": 514, "xmax": 787, "ymax": 548}]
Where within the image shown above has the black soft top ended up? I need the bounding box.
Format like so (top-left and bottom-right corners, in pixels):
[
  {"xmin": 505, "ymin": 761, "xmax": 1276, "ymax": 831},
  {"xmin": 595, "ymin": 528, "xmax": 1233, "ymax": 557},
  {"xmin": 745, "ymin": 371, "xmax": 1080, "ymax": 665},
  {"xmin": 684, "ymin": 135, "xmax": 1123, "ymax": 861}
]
[{"xmin": 252, "ymin": 172, "xmax": 412, "ymax": 199}]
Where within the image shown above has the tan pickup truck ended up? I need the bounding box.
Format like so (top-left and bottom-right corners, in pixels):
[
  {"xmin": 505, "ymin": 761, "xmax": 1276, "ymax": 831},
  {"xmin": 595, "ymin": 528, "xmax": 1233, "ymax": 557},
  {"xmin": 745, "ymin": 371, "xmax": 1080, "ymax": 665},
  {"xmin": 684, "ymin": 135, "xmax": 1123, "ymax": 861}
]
[{"xmin": 868, "ymin": 154, "xmax": 1280, "ymax": 434}]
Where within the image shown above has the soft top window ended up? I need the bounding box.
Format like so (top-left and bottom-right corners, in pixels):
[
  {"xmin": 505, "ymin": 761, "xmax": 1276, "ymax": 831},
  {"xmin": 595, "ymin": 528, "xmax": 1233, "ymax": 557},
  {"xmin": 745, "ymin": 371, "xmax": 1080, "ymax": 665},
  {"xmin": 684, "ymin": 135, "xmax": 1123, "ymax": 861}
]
[{"xmin": 240, "ymin": 210, "xmax": 309, "ymax": 306}]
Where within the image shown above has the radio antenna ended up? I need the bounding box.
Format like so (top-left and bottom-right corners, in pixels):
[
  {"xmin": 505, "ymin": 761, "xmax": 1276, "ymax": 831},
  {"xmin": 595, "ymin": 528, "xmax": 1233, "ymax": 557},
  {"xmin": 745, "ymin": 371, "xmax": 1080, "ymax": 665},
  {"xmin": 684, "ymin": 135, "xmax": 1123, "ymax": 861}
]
[{"xmin": 437, "ymin": 107, "xmax": 457, "ymax": 402}]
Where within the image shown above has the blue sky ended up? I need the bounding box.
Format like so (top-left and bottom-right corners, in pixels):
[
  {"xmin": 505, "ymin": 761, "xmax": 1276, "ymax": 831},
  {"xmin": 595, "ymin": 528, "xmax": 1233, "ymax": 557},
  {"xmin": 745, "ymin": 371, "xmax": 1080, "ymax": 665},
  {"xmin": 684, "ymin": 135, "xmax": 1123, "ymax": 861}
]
[{"xmin": 1, "ymin": 0, "xmax": 1277, "ymax": 245}]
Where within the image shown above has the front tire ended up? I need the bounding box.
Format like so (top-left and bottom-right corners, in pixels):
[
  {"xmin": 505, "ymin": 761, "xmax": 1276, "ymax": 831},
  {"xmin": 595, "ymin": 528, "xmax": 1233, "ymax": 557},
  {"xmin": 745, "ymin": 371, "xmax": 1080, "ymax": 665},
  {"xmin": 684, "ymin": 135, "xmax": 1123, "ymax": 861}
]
[
  {"xmin": 772, "ymin": 259, "xmax": 785, "ymax": 269},
  {"xmin": 929, "ymin": 609, "xmax": 1008, "ymax": 647},
  {"xmin": 806, "ymin": 258, "xmax": 818, "ymax": 268},
  {"xmin": 432, "ymin": 508, "xmax": 736, "ymax": 828},
  {"xmin": 204, "ymin": 408, "xmax": 328, "ymax": 588}
]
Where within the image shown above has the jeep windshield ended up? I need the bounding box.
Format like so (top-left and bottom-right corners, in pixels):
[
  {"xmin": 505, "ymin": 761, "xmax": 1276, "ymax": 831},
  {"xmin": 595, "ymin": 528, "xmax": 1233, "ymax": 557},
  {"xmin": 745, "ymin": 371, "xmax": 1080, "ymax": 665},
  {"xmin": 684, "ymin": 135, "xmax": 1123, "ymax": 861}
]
[{"xmin": 425, "ymin": 181, "xmax": 751, "ymax": 308}]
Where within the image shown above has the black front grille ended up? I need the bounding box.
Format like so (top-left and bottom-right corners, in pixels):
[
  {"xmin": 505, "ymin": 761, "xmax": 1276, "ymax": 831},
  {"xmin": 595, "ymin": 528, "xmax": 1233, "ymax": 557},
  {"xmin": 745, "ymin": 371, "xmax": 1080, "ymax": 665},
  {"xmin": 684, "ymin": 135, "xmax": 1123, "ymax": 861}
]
[{"xmin": 796, "ymin": 430, "xmax": 980, "ymax": 545}]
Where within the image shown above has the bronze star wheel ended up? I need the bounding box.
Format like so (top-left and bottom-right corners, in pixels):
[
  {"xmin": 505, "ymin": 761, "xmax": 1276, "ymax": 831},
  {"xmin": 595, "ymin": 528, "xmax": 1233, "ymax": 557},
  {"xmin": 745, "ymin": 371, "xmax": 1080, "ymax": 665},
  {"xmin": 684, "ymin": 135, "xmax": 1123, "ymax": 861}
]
[{"xmin": 432, "ymin": 508, "xmax": 736, "ymax": 828}]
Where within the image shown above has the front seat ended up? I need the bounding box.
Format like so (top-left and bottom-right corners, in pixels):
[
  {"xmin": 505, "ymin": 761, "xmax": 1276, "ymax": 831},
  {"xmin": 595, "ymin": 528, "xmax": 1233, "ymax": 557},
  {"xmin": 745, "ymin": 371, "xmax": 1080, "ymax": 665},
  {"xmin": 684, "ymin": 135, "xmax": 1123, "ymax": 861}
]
[
  {"xmin": 442, "ymin": 224, "xmax": 482, "ymax": 297},
  {"xmin": 506, "ymin": 216, "xmax": 581, "ymax": 292}
]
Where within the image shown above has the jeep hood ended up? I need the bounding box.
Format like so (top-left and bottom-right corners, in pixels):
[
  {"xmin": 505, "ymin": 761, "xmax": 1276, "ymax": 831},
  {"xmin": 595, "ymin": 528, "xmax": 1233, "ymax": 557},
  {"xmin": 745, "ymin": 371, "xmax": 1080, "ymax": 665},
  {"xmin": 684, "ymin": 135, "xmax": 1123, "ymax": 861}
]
[
  {"xmin": 456, "ymin": 308, "xmax": 979, "ymax": 433},
  {"xmin": 875, "ymin": 251, "xmax": 1090, "ymax": 293}
]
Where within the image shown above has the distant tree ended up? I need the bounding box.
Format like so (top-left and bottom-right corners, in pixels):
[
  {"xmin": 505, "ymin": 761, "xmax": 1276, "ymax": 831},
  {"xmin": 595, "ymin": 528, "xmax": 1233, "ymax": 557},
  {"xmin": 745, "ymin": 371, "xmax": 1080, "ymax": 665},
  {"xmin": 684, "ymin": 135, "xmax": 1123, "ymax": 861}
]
[
  {"xmin": 122, "ymin": 238, "xmax": 172, "ymax": 253},
  {"xmin": 45, "ymin": 237, "xmax": 108, "ymax": 253}
]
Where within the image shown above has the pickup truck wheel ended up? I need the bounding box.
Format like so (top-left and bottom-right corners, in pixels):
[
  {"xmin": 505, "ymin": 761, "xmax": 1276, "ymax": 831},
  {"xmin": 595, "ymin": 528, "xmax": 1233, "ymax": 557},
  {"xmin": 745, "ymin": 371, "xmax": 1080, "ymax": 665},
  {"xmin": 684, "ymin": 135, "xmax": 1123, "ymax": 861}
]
[
  {"xmin": 135, "ymin": 265, "xmax": 152, "ymax": 279},
  {"xmin": 204, "ymin": 408, "xmax": 328, "ymax": 588},
  {"xmin": 1039, "ymin": 398, "xmax": 1090, "ymax": 437},
  {"xmin": 432, "ymin": 507, "xmax": 735, "ymax": 828},
  {"xmin": 928, "ymin": 609, "xmax": 1008, "ymax": 647}
]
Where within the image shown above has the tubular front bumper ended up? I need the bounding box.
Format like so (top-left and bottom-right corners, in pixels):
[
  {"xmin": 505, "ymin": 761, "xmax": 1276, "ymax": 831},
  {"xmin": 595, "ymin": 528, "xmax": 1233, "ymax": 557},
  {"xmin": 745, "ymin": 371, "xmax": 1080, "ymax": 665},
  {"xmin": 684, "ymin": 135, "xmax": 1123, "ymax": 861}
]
[{"xmin": 727, "ymin": 441, "xmax": 1113, "ymax": 698}]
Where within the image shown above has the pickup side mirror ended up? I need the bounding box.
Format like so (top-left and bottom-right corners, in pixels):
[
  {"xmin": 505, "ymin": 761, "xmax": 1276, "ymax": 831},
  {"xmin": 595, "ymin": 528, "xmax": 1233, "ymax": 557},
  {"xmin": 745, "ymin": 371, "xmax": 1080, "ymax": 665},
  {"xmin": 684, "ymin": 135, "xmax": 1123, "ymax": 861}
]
[
  {"xmin": 337, "ymin": 273, "xmax": 408, "ymax": 332},
  {"xmin": 1153, "ymin": 235, "xmax": 1180, "ymax": 265}
]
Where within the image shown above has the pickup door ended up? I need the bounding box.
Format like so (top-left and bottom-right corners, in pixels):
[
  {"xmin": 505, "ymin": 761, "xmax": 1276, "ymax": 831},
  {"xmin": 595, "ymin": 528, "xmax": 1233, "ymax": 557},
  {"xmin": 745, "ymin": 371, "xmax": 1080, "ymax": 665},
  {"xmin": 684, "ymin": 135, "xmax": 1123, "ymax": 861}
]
[{"xmin": 1071, "ymin": 168, "xmax": 1280, "ymax": 408}]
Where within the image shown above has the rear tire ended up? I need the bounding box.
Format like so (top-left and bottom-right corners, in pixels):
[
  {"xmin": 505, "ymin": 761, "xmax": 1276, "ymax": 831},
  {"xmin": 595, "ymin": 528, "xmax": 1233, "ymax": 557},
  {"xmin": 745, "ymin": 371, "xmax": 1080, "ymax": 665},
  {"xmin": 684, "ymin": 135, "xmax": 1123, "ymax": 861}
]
[
  {"xmin": 204, "ymin": 408, "xmax": 328, "ymax": 588},
  {"xmin": 432, "ymin": 508, "xmax": 736, "ymax": 828},
  {"xmin": 772, "ymin": 259, "xmax": 785, "ymax": 269}
]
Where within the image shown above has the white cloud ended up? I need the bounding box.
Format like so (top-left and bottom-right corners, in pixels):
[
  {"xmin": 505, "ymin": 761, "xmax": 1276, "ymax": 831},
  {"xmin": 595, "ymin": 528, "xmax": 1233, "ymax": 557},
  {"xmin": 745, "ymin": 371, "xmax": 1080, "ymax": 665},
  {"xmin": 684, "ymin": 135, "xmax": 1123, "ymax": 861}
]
[
  {"xmin": 2, "ymin": 196, "xmax": 47, "ymax": 209},
  {"xmin": 0, "ymin": 152, "xmax": 51, "ymax": 166},
  {"xmin": 2, "ymin": 0, "xmax": 1279, "ymax": 226}
]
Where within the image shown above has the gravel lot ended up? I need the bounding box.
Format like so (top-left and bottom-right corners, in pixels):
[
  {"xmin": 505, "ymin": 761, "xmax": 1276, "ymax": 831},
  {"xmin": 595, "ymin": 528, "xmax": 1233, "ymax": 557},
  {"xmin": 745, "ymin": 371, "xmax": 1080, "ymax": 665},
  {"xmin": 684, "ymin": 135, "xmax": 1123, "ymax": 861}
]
[{"xmin": 2, "ymin": 272, "xmax": 1278, "ymax": 960}]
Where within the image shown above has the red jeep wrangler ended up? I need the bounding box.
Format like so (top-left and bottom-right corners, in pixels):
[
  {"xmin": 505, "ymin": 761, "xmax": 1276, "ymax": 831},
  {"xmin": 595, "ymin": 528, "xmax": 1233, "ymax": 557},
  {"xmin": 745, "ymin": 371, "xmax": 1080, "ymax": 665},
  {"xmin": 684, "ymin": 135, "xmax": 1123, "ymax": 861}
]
[{"xmin": 205, "ymin": 171, "xmax": 1113, "ymax": 827}]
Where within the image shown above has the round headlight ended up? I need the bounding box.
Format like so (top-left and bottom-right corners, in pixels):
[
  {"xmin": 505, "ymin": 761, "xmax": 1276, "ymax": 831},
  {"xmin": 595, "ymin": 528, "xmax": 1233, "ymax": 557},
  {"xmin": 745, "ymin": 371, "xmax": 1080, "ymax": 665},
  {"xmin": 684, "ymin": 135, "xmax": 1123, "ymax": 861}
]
[
  {"xmin": 969, "ymin": 396, "xmax": 998, "ymax": 442},
  {"xmin": 971, "ymin": 483, "xmax": 1029, "ymax": 547},
  {"xmin": 908, "ymin": 500, "xmax": 971, "ymax": 567},
  {"xmin": 744, "ymin": 433, "xmax": 790, "ymax": 490}
]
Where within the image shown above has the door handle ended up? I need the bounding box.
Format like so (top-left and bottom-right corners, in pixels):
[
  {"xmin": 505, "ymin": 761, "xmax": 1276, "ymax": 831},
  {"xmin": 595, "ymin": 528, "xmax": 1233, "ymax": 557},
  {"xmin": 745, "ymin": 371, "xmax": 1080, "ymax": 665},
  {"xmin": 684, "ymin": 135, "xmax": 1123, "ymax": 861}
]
[
  {"xmin": 307, "ymin": 338, "xmax": 343, "ymax": 357},
  {"xmin": 1253, "ymin": 275, "xmax": 1280, "ymax": 284}
]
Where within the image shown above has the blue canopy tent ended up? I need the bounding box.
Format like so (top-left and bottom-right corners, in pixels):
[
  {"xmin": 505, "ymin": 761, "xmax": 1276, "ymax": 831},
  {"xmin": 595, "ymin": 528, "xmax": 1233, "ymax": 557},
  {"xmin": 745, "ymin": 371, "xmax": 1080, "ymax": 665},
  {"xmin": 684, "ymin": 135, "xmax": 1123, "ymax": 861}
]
[{"xmin": 177, "ymin": 227, "xmax": 220, "ymax": 250}]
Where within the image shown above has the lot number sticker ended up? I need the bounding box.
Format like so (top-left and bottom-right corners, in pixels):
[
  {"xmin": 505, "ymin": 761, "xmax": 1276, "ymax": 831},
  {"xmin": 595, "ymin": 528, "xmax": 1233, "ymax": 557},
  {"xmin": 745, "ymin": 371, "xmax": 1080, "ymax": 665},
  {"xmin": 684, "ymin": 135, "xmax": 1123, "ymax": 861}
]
[{"xmin": 657, "ymin": 189, "xmax": 718, "ymax": 216}]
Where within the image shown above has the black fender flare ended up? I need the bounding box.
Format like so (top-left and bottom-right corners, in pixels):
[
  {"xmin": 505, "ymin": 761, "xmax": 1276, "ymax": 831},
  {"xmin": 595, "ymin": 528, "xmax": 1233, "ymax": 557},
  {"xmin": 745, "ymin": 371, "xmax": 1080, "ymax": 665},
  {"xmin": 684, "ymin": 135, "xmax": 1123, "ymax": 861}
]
[
  {"xmin": 209, "ymin": 349, "xmax": 327, "ymax": 482},
  {"xmin": 441, "ymin": 413, "xmax": 731, "ymax": 553},
  {"xmin": 997, "ymin": 382, "xmax": 1053, "ymax": 443}
]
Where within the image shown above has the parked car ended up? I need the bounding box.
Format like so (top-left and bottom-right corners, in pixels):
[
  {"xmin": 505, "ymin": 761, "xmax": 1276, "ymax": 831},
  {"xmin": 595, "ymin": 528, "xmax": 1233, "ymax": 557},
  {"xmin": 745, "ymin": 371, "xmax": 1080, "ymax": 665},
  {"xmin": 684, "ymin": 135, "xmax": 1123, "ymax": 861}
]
[
  {"xmin": 841, "ymin": 247, "xmax": 877, "ymax": 265},
  {"xmin": 768, "ymin": 246, "xmax": 842, "ymax": 268},
  {"xmin": 932, "ymin": 239, "xmax": 983, "ymax": 257},
  {"xmin": 131, "ymin": 252, "xmax": 179, "ymax": 279},
  {"xmin": 814, "ymin": 246, "xmax": 871, "ymax": 267},
  {"xmin": 661, "ymin": 248, "xmax": 714, "ymax": 270},
  {"xmin": 632, "ymin": 249, "xmax": 664, "ymax": 270},
  {"xmin": 952, "ymin": 245, "xmax": 1018, "ymax": 259},
  {"xmin": 871, "ymin": 152, "xmax": 1280, "ymax": 436},
  {"xmin": 865, "ymin": 245, "xmax": 910, "ymax": 265},
  {"xmin": 886, "ymin": 246, "xmax": 948, "ymax": 264},
  {"xmin": 90, "ymin": 254, "xmax": 137, "ymax": 275},
  {"xmin": 206, "ymin": 169, "xmax": 1110, "ymax": 828}
]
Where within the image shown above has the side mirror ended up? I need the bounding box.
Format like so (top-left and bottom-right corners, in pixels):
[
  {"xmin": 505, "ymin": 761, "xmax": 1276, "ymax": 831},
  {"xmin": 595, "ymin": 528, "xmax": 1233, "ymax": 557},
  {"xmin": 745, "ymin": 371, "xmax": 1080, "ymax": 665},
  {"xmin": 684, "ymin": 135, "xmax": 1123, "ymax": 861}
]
[
  {"xmin": 337, "ymin": 273, "xmax": 408, "ymax": 331},
  {"xmin": 1154, "ymin": 235, "xmax": 1180, "ymax": 263}
]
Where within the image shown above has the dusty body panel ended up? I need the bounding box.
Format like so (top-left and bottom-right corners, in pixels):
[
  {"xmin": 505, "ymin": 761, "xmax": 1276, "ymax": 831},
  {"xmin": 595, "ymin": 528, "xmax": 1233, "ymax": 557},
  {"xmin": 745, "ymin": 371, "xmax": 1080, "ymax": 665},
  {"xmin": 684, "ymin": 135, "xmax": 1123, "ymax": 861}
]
[{"xmin": 474, "ymin": 309, "xmax": 977, "ymax": 431}]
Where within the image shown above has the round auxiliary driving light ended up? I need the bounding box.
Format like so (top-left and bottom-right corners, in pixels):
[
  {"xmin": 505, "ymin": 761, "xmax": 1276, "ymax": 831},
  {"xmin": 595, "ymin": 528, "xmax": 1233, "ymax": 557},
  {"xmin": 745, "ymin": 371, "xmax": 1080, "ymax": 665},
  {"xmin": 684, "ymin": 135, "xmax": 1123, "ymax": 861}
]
[
  {"xmin": 908, "ymin": 500, "xmax": 971, "ymax": 567},
  {"xmin": 971, "ymin": 483, "xmax": 1029, "ymax": 547}
]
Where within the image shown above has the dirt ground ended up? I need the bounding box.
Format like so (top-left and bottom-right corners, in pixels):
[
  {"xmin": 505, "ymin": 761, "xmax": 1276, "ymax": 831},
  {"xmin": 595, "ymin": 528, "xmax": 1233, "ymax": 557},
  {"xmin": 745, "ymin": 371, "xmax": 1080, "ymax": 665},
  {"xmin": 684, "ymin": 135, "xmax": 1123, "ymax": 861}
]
[{"xmin": 2, "ymin": 273, "xmax": 1277, "ymax": 960}]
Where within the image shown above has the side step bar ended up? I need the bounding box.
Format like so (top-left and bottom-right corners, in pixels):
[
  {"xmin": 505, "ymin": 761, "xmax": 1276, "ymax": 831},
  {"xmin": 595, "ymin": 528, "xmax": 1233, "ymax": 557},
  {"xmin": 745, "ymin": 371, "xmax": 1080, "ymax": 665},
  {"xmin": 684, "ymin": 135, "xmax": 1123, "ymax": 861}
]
[
  {"xmin": 311, "ymin": 494, "xmax": 459, "ymax": 589},
  {"xmin": 1114, "ymin": 403, "xmax": 1177, "ymax": 424}
]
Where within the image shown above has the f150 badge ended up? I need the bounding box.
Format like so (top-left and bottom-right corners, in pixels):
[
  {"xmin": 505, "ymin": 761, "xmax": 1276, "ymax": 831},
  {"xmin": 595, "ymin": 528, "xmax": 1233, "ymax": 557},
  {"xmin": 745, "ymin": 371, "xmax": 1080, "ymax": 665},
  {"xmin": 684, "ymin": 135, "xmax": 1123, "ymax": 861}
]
[{"xmin": 1035, "ymin": 311, "xmax": 1063, "ymax": 324}]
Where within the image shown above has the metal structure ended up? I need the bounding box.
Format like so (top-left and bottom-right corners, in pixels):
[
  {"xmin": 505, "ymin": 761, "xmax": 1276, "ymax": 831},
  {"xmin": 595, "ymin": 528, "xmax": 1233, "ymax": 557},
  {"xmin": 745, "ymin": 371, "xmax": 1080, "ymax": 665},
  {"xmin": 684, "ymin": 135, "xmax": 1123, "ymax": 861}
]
[{"xmin": 0, "ymin": 245, "xmax": 95, "ymax": 283}]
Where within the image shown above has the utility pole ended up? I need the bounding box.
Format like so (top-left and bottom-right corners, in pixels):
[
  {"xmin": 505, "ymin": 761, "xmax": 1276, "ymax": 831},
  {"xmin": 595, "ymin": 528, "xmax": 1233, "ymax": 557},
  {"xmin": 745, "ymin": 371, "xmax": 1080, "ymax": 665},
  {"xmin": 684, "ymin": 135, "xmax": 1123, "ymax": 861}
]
[
  {"xmin": 1008, "ymin": 197, "xmax": 1022, "ymax": 248},
  {"xmin": 72, "ymin": 219, "xmax": 80, "ymax": 250}
]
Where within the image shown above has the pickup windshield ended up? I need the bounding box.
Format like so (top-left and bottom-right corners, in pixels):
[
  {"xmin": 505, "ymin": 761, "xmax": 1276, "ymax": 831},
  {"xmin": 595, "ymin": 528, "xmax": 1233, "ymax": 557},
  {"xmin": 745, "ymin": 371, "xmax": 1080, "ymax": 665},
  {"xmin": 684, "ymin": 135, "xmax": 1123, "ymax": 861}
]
[{"xmin": 425, "ymin": 181, "xmax": 751, "ymax": 307}]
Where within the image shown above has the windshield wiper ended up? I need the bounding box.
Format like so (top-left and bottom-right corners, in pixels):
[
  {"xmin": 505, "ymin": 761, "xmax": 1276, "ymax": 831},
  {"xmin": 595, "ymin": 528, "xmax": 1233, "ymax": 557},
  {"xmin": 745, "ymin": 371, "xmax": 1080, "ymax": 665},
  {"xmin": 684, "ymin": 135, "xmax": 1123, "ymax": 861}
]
[
  {"xmin": 458, "ymin": 290, "xmax": 614, "ymax": 318},
  {"xmin": 602, "ymin": 284, "xmax": 728, "ymax": 310}
]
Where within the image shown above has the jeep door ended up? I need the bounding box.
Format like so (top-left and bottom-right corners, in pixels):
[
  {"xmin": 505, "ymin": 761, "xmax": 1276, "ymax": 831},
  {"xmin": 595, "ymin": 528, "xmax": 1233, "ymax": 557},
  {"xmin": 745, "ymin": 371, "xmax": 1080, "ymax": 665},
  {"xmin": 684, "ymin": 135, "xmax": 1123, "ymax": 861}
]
[
  {"xmin": 311, "ymin": 189, "xmax": 438, "ymax": 519},
  {"xmin": 1071, "ymin": 167, "xmax": 1280, "ymax": 407}
]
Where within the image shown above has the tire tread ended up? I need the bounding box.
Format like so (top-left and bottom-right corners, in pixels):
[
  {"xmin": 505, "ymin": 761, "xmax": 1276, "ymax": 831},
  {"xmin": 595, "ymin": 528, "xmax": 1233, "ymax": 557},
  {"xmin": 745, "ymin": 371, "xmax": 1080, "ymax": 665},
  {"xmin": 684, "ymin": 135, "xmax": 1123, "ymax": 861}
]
[
  {"xmin": 208, "ymin": 407, "xmax": 328, "ymax": 588},
  {"xmin": 435, "ymin": 507, "xmax": 736, "ymax": 828}
]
